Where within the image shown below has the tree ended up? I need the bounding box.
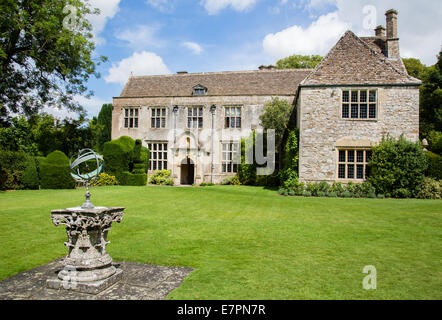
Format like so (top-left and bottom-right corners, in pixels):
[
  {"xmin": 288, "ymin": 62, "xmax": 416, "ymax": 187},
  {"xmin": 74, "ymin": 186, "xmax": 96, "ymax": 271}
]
[
  {"xmin": 367, "ymin": 135, "xmax": 428, "ymax": 198},
  {"xmin": 259, "ymin": 97, "xmax": 294, "ymax": 147},
  {"xmin": 276, "ymin": 55, "xmax": 322, "ymax": 69},
  {"xmin": 0, "ymin": 0, "xmax": 107, "ymax": 120},
  {"xmin": 97, "ymin": 103, "xmax": 113, "ymax": 151},
  {"xmin": 403, "ymin": 52, "xmax": 442, "ymax": 138},
  {"xmin": 403, "ymin": 58, "xmax": 427, "ymax": 79}
]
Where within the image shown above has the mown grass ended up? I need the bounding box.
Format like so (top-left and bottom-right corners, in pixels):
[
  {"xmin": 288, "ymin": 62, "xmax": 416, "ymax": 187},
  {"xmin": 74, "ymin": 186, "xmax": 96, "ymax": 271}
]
[{"xmin": 0, "ymin": 185, "xmax": 441, "ymax": 299}]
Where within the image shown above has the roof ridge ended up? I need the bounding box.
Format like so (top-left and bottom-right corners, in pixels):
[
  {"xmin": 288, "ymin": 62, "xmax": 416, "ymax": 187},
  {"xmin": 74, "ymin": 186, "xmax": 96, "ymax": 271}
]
[{"xmin": 130, "ymin": 68, "xmax": 313, "ymax": 79}]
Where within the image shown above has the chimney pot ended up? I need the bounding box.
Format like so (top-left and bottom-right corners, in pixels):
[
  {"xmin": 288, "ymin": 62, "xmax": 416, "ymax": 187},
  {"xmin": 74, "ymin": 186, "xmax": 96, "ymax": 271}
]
[{"xmin": 375, "ymin": 25, "xmax": 386, "ymax": 37}]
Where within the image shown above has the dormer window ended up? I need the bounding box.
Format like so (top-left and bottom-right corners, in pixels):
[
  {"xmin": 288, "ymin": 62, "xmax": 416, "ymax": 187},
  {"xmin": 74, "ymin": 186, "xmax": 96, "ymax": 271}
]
[{"xmin": 193, "ymin": 84, "xmax": 207, "ymax": 96}]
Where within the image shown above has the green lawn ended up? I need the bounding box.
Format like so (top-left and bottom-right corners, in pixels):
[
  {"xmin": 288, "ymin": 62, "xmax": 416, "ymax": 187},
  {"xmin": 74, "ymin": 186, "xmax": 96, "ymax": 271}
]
[{"xmin": 0, "ymin": 185, "xmax": 441, "ymax": 299}]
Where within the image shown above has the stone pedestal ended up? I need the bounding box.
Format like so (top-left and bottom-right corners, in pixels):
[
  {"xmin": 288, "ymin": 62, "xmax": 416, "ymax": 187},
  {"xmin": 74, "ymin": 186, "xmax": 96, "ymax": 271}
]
[{"xmin": 46, "ymin": 207, "xmax": 125, "ymax": 294}]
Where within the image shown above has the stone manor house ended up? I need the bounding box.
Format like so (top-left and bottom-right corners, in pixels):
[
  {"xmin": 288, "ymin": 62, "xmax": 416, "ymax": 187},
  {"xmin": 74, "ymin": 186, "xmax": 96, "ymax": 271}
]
[{"xmin": 112, "ymin": 9, "xmax": 421, "ymax": 185}]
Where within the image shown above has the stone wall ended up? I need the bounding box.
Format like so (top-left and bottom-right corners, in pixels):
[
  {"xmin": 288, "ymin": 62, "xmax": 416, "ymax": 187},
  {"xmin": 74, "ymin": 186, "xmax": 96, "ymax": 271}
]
[
  {"xmin": 298, "ymin": 86, "xmax": 420, "ymax": 183},
  {"xmin": 112, "ymin": 95, "xmax": 295, "ymax": 185}
]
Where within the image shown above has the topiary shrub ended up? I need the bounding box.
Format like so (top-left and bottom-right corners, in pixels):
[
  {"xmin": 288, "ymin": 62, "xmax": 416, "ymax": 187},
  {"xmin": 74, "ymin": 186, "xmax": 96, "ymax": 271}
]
[
  {"xmin": 329, "ymin": 191, "xmax": 337, "ymax": 198},
  {"xmin": 40, "ymin": 151, "xmax": 75, "ymax": 189},
  {"xmin": 416, "ymin": 177, "xmax": 441, "ymax": 199},
  {"xmin": 426, "ymin": 151, "xmax": 442, "ymax": 180},
  {"xmin": 368, "ymin": 135, "xmax": 427, "ymax": 198},
  {"xmin": 22, "ymin": 157, "xmax": 39, "ymax": 190},
  {"xmin": 103, "ymin": 136, "xmax": 135, "ymax": 182},
  {"xmin": 318, "ymin": 181, "xmax": 331, "ymax": 193},
  {"xmin": 103, "ymin": 137, "xmax": 149, "ymax": 186},
  {"xmin": 149, "ymin": 170, "xmax": 173, "ymax": 185},
  {"xmin": 317, "ymin": 191, "xmax": 326, "ymax": 197}
]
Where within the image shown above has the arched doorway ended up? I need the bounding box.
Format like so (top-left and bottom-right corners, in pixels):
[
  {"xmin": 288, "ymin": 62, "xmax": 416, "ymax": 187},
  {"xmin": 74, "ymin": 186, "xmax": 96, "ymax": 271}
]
[{"xmin": 180, "ymin": 157, "xmax": 195, "ymax": 185}]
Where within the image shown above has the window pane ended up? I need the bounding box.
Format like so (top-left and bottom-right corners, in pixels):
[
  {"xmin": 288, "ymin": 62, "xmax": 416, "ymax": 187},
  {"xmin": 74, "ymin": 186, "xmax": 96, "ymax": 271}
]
[
  {"xmin": 236, "ymin": 107, "xmax": 241, "ymax": 116},
  {"xmin": 357, "ymin": 165, "xmax": 364, "ymax": 179},
  {"xmin": 360, "ymin": 91, "xmax": 367, "ymax": 102},
  {"xmin": 351, "ymin": 91, "xmax": 358, "ymax": 102},
  {"xmin": 153, "ymin": 162, "xmax": 157, "ymax": 170},
  {"xmin": 158, "ymin": 162, "xmax": 162, "ymax": 170},
  {"xmin": 366, "ymin": 150, "xmax": 372, "ymax": 162},
  {"xmin": 188, "ymin": 108, "xmax": 192, "ymax": 116},
  {"xmin": 152, "ymin": 109, "xmax": 155, "ymax": 117},
  {"xmin": 199, "ymin": 107, "xmax": 203, "ymax": 117},
  {"xmin": 125, "ymin": 109, "xmax": 129, "ymax": 117},
  {"xmin": 233, "ymin": 164, "xmax": 238, "ymax": 173},
  {"xmin": 193, "ymin": 108, "xmax": 197, "ymax": 116},
  {"xmin": 156, "ymin": 118, "xmax": 160, "ymax": 128},
  {"xmin": 360, "ymin": 104, "xmax": 367, "ymax": 118},
  {"xmin": 164, "ymin": 162, "xmax": 167, "ymax": 170},
  {"xmin": 187, "ymin": 117, "xmax": 191, "ymax": 128},
  {"xmin": 230, "ymin": 117, "xmax": 235, "ymax": 128},
  {"xmin": 348, "ymin": 150, "xmax": 355, "ymax": 162},
  {"xmin": 130, "ymin": 109, "xmax": 133, "ymax": 116},
  {"xmin": 357, "ymin": 150, "xmax": 364, "ymax": 162},
  {"xmin": 236, "ymin": 117, "xmax": 241, "ymax": 128},
  {"xmin": 342, "ymin": 104, "xmax": 349, "ymax": 118},
  {"xmin": 135, "ymin": 109, "xmax": 138, "ymax": 117},
  {"xmin": 130, "ymin": 118, "xmax": 133, "ymax": 128},
  {"xmin": 338, "ymin": 164, "xmax": 346, "ymax": 179},
  {"xmin": 153, "ymin": 144, "xmax": 157, "ymax": 150},
  {"xmin": 225, "ymin": 117, "xmax": 230, "ymax": 128},
  {"xmin": 222, "ymin": 144, "xmax": 227, "ymax": 151},
  {"xmin": 222, "ymin": 163, "xmax": 226, "ymax": 173},
  {"xmin": 369, "ymin": 104, "xmax": 376, "ymax": 118},
  {"xmin": 125, "ymin": 118, "xmax": 128, "ymax": 128},
  {"xmin": 158, "ymin": 144, "xmax": 162, "ymax": 151},
  {"xmin": 339, "ymin": 150, "xmax": 346, "ymax": 162},
  {"xmin": 164, "ymin": 151, "xmax": 167, "ymax": 160},
  {"xmin": 135, "ymin": 118, "xmax": 138, "ymax": 128},
  {"xmin": 151, "ymin": 118, "xmax": 155, "ymax": 128},
  {"xmin": 351, "ymin": 104, "xmax": 359, "ymax": 118},
  {"xmin": 347, "ymin": 164, "xmax": 354, "ymax": 179},
  {"xmin": 161, "ymin": 118, "xmax": 166, "ymax": 128},
  {"xmin": 342, "ymin": 91, "xmax": 349, "ymax": 103},
  {"xmin": 162, "ymin": 108, "xmax": 166, "ymax": 117},
  {"xmin": 198, "ymin": 117, "xmax": 203, "ymax": 128},
  {"xmin": 369, "ymin": 91, "xmax": 376, "ymax": 102}
]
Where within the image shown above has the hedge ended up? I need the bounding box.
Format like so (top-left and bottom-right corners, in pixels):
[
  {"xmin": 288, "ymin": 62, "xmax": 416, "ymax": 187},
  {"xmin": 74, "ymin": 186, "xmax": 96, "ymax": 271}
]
[
  {"xmin": 22, "ymin": 157, "xmax": 39, "ymax": 190},
  {"xmin": 40, "ymin": 151, "xmax": 75, "ymax": 189},
  {"xmin": 426, "ymin": 151, "xmax": 442, "ymax": 180}
]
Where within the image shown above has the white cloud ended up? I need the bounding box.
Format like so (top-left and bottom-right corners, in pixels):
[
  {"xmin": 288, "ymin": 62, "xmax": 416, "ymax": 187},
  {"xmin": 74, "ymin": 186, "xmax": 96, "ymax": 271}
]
[
  {"xmin": 115, "ymin": 25, "xmax": 163, "ymax": 49},
  {"xmin": 74, "ymin": 95, "xmax": 108, "ymax": 118},
  {"xmin": 105, "ymin": 51, "xmax": 171, "ymax": 85},
  {"xmin": 303, "ymin": 0, "xmax": 442, "ymax": 65},
  {"xmin": 86, "ymin": 0, "xmax": 121, "ymax": 45},
  {"xmin": 262, "ymin": 12, "xmax": 350, "ymax": 59},
  {"xmin": 146, "ymin": 0, "xmax": 175, "ymax": 13},
  {"xmin": 201, "ymin": 0, "xmax": 258, "ymax": 15},
  {"xmin": 181, "ymin": 42, "xmax": 204, "ymax": 54}
]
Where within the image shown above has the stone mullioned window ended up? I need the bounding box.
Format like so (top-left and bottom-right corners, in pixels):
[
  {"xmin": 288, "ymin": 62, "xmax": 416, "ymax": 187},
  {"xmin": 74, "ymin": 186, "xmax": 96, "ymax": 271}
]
[
  {"xmin": 151, "ymin": 107, "xmax": 167, "ymax": 128},
  {"xmin": 222, "ymin": 142, "xmax": 239, "ymax": 173},
  {"xmin": 338, "ymin": 149, "xmax": 372, "ymax": 180},
  {"xmin": 342, "ymin": 89, "xmax": 377, "ymax": 120},
  {"xmin": 224, "ymin": 106, "xmax": 242, "ymax": 129},
  {"xmin": 187, "ymin": 106, "xmax": 203, "ymax": 129},
  {"xmin": 124, "ymin": 108, "xmax": 139, "ymax": 128},
  {"xmin": 148, "ymin": 142, "xmax": 168, "ymax": 171}
]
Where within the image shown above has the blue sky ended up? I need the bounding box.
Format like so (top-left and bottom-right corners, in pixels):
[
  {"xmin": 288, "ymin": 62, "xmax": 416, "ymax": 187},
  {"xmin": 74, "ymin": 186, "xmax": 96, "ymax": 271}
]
[{"xmin": 68, "ymin": 0, "xmax": 442, "ymax": 119}]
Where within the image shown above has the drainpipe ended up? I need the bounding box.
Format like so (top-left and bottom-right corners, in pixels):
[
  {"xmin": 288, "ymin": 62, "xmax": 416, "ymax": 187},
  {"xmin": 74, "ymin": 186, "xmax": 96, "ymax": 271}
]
[
  {"xmin": 210, "ymin": 105, "xmax": 216, "ymax": 183},
  {"xmin": 172, "ymin": 105, "xmax": 179, "ymax": 178}
]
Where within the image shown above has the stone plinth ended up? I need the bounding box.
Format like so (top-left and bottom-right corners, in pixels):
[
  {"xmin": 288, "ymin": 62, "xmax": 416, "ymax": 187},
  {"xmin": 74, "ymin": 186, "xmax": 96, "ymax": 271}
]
[{"xmin": 46, "ymin": 207, "xmax": 125, "ymax": 294}]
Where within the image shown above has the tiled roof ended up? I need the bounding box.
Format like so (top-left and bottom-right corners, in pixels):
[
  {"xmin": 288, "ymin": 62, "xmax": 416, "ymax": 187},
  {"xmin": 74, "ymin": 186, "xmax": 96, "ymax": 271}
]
[
  {"xmin": 301, "ymin": 31, "xmax": 421, "ymax": 86},
  {"xmin": 118, "ymin": 69, "xmax": 312, "ymax": 98},
  {"xmin": 360, "ymin": 36, "xmax": 408, "ymax": 73}
]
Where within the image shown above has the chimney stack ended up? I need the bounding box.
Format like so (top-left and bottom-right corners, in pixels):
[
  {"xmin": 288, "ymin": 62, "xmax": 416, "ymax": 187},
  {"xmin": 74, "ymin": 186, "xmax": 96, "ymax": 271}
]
[
  {"xmin": 375, "ymin": 25, "xmax": 386, "ymax": 38},
  {"xmin": 385, "ymin": 9, "xmax": 400, "ymax": 58}
]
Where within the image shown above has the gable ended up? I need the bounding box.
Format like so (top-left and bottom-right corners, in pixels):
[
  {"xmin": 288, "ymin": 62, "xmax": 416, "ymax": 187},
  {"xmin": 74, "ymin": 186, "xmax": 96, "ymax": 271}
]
[{"xmin": 301, "ymin": 30, "xmax": 420, "ymax": 86}]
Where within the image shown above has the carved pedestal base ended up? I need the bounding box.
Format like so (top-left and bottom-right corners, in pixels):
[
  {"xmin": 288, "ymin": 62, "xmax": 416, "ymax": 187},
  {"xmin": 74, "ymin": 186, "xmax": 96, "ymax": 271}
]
[{"xmin": 46, "ymin": 207, "xmax": 125, "ymax": 294}]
